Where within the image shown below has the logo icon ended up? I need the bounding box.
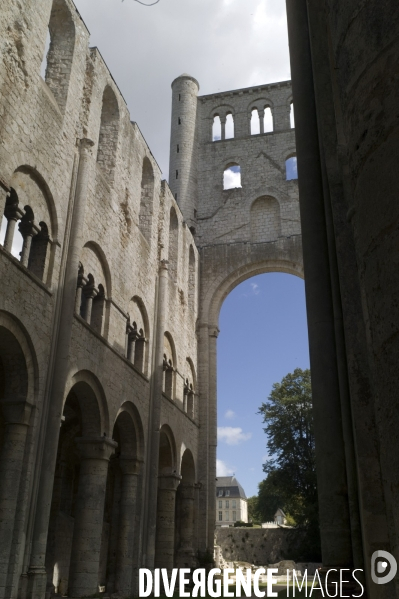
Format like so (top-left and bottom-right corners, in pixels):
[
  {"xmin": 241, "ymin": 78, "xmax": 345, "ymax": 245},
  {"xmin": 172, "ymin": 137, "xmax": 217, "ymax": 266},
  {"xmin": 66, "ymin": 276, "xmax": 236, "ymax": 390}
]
[{"xmin": 371, "ymin": 551, "xmax": 397, "ymax": 585}]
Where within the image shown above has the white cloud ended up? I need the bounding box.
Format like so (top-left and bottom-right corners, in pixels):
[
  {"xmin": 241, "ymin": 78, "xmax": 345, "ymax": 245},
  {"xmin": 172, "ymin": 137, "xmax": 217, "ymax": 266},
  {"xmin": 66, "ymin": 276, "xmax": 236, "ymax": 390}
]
[
  {"xmin": 224, "ymin": 409, "xmax": 236, "ymax": 419},
  {"xmin": 250, "ymin": 282, "xmax": 260, "ymax": 295},
  {"xmin": 223, "ymin": 166, "xmax": 241, "ymax": 190},
  {"xmin": 218, "ymin": 426, "xmax": 252, "ymax": 445},
  {"xmin": 217, "ymin": 459, "xmax": 235, "ymax": 476}
]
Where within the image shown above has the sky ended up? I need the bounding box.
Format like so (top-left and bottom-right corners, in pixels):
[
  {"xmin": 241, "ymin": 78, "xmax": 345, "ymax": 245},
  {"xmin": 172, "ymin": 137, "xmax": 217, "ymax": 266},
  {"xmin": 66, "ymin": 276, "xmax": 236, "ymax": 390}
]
[{"xmin": 60, "ymin": 1, "xmax": 308, "ymax": 500}]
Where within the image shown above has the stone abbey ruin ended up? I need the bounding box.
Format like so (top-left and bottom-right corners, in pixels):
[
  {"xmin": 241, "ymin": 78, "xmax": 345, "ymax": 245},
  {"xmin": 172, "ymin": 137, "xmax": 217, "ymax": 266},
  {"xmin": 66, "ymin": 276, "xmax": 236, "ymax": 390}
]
[{"xmin": 0, "ymin": 0, "xmax": 398, "ymax": 598}]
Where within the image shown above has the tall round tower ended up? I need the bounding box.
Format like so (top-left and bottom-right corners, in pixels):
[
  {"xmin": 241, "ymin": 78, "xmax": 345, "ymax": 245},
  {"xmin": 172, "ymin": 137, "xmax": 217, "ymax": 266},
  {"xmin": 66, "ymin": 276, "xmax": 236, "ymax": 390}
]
[{"xmin": 169, "ymin": 74, "xmax": 199, "ymax": 233}]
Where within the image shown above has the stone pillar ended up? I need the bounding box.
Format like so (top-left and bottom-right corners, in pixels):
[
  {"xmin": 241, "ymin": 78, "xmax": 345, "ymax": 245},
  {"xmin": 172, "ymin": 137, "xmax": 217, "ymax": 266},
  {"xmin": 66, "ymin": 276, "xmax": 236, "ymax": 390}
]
[
  {"xmin": 19, "ymin": 212, "xmax": 35, "ymax": 267},
  {"xmin": 207, "ymin": 326, "xmax": 218, "ymax": 552},
  {"xmin": 3, "ymin": 194, "xmax": 19, "ymax": 254},
  {"xmin": 0, "ymin": 400, "xmax": 33, "ymax": 599},
  {"xmin": 0, "ymin": 178, "xmax": 10, "ymax": 227},
  {"xmin": 27, "ymin": 139, "xmax": 94, "ymax": 599},
  {"xmin": 154, "ymin": 474, "xmax": 181, "ymax": 572},
  {"xmin": 220, "ymin": 116, "xmax": 226, "ymax": 141},
  {"xmin": 68, "ymin": 437, "xmax": 117, "ymax": 598},
  {"xmin": 285, "ymin": 0, "xmax": 353, "ymax": 568},
  {"xmin": 175, "ymin": 484, "xmax": 196, "ymax": 567},
  {"xmin": 259, "ymin": 109, "xmax": 265, "ymax": 134},
  {"xmin": 82, "ymin": 283, "xmax": 97, "ymax": 323},
  {"xmin": 143, "ymin": 260, "xmax": 169, "ymax": 568},
  {"xmin": 74, "ymin": 267, "xmax": 85, "ymax": 314},
  {"xmin": 196, "ymin": 322, "xmax": 209, "ymax": 552},
  {"xmin": 114, "ymin": 458, "xmax": 142, "ymax": 595}
]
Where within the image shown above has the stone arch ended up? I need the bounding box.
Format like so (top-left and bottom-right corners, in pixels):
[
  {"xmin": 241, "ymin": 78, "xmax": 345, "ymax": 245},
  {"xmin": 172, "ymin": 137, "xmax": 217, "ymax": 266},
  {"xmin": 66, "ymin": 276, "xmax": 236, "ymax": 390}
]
[
  {"xmin": 247, "ymin": 97, "xmax": 275, "ymax": 114},
  {"xmin": 138, "ymin": 157, "xmax": 154, "ymax": 243},
  {"xmin": 42, "ymin": 0, "xmax": 76, "ymax": 112},
  {"xmin": 126, "ymin": 296, "xmax": 150, "ymax": 374},
  {"xmin": 223, "ymin": 161, "xmax": 242, "ymax": 190},
  {"xmin": 208, "ymin": 103, "xmax": 235, "ymax": 120},
  {"xmin": 175, "ymin": 448, "xmax": 196, "ymax": 567},
  {"xmin": 78, "ymin": 242, "xmax": 111, "ymax": 336},
  {"xmin": 168, "ymin": 207, "xmax": 179, "ymax": 282},
  {"xmin": 97, "ymin": 85, "xmax": 120, "ymax": 180},
  {"xmin": 158, "ymin": 424, "xmax": 177, "ymax": 474},
  {"xmin": 184, "ymin": 358, "xmax": 196, "ymax": 419},
  {"xmin": 101, "ymin": 403, "xmax": 145, "ymax": 594},
  {"xmin": 250, "ymin": 196, "xmax": 281, "ymax": 242},
  {"xmin": 163, "ymin": 332, "xmax": 177, "ymax": 399},
  {"xmin": 0, "ymin": 314, "xmax": 38, "ymax": 597},
  {"xmin": 63, "ymin": 369, "xmax": 110, "ymax": 437}
]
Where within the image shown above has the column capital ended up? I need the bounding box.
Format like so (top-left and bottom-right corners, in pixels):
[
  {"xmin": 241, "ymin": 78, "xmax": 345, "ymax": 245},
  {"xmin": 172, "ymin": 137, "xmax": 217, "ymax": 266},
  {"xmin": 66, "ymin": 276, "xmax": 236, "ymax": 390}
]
[
  {"xmin": 160, "ymin": 259, "xmax": 169, "ymax": 272},
  {"xmin": 1, "ymin": 399, "xmax": 33, "ymax": 425},
  {"xmin": 75, "ymin": 436, "xmax": 118, "ymax": 461},
  {"xmin": 4, "ymin": 191, "xmax": 19, "ymax": 222},
  {"xmin": 119, "ymin": 456, "xmax": 144, "ymax": 476},
  {"xmin": 180, "ymin": 484, "xmax": 196, "ymax": 500},
  {"xmin": 158, "ymin": 473, "xmax": 181, "ymax": 491},
  {"xmin": 78, "ymin": 137, "xmax": 95, "ymax": 155}
]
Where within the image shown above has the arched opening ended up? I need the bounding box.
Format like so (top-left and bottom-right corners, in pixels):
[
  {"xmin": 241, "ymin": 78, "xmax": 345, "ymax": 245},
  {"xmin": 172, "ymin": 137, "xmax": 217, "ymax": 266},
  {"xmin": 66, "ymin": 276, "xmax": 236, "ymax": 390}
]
[
  {"xmin": 139, "ymin": 157, "xmax": 154, "ymax": 243},
  {"xmin": 163, "ymin": 333, "xmax": 176, "ymax": 400},
  {"xmin": 225, "ymin": 113, "xmax": 234, "ymax": 139},
  {"xmin": 216, "ymin": 271, "xmax": 310, "ymax": 534},
  {"xmin": 155, "ymin": 426, "xmax": 178, "ymax": 570},
  {"xmin": 286, "ymin": 155, "xmax": 298, "ymax": 180},
  {"xmin": 184, "ymin": 358, "xmax": 196, "ymax": 420},
  {"xmin": 264, "ymin": 106, "xmax": 273, "ymax": 133},
  {"xmin": 175, "ymin": 449, "xmax": 196, "ymax": 567},
  {"xmin": 41, "ymin": 0, "xmax": 76, "ymax": 112},
  {"xmin": 76, "ymin": 244, "xmax": 111, "ymax": 337},
  {"xmin": 97, "ymin": 86, "xmax": 120, "ymax": 180},
  {"xmin": 250, "ymin": 196, "xmax": 281, "ymax": 242},
  {"xmin": 44, "ymin": 376, "xmax": 112, "ymax": 598},
  {"xmin": 250, "ymin": 108, "xmax": 260, "ymax": 135},
  {"xmin": 223, "ymin": 164, "xmax": 241, "ymax": 190},
  {"xmin": 126, "ymin": 296, "xmax": 149, "ymax": 375},
  {"xmin": 212, "ymin": 115, "xmax": 221, "ymax": 141},
  {"xmin": 101, "ymin": 406, "xmax": 144, "ymax": 595},
  {"xmin": 0, "ymin": 323, "xmax": 33, "ymax": 593},
  {"xmin": 168, "ymin": 207, "xmax": 179, "ymax": 282},
  {"xmin": 1, "ymin": 168, "xmax": 55, "ymax": 283}
]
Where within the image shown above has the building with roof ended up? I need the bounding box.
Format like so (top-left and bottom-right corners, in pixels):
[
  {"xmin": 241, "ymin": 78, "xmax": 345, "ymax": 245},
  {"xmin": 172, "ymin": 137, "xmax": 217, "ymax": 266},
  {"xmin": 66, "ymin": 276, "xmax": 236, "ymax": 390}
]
[{"xmin": 216, "ymin": 476, "xmax": 248, "ymax": 526}]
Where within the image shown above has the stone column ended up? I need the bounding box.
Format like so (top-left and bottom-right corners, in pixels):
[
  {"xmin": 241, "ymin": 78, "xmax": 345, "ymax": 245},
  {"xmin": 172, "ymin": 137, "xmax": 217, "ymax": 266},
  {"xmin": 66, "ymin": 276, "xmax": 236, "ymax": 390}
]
[
  {"xmin": 27, "ymin": 139, "xmax": 94, "ymax": 599},
  {"xmin": 196, "ymin": 322, "xmax": 209, "ymax": 552},
  {"xmin": 259, "ymin": 109, "xmax": 265, "ymax": 134},
  {"xmin": 175, "ymin": 484, "xmax": 196, "ymax": 567},
  {"xmin": 144, "ymin": 260, "xmax": 169, "ymax": 568},
  {"xmin": 3, "ymin": 194, "xmax": 20, "ymax": 254},
  {"xmin": 74, "ymin": 266, "xmax": 85, "ymax": 314},
  {"xmin": 207, "ymin": 326, "xmax": 218, "ymax": 552},
  {"xmin": 19, "ymin": 212, "xmax": 35, "ymax": 267},
  {"xmin": 82, "ymin": 283, "xmax": 97, "ymax": 323},
  {"xmin": 220, "ymin": 116, "xmax": 226, "ymax": 141},
  {"xmin": 0, "ymin": 178, "xmax": 10, "ymax": 227},
  {"xmin": 154, "ymin": 474, "xmax": 181, "ymax": 572},
  {"xmin": 68, "ymin": 437, "xmax": 117, "ymax": 598},
  {"xmin": 0, "ymin": 400, "xmax": 33, "ymax": 599},
  {"xmin": 114, "ymin": 458, "xmax": 142, "ymax": 596},
  {"xmin": 285, "ymin": 0, "xmax": 353, "ymax": 568}
]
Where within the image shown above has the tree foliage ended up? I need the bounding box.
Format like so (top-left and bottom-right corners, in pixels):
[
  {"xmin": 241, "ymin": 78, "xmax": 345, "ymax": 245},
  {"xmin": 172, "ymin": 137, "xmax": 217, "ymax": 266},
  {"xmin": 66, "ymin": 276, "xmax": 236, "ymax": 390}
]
[{"xmin": 257, "ymin": 368, "xmax": 321, "ymax": 559}]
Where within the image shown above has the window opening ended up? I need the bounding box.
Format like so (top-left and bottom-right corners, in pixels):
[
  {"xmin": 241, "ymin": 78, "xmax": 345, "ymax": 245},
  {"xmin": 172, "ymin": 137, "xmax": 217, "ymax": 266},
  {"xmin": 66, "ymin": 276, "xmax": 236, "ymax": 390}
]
[
  {"xmin": 250, "ymin": 108, "xmax": 260, "ymax": 135},
  {"xmin": 286, "ymin": 156, "xmax": 298, "ymax": 180},
  {"xmin": 264, "ymin": 106, "xmax": 273, "ymax": 133},
  {"xmin": 40, "ymin": 29, "xmax": 51, "ymax": 79},
  {"xmin": 212, "ymin": 115, "xmax": 221, "ymax": 141},
  {"xmin": 290, "ymin": 102, "xmax": 295, "ymax": 128},
  {"xmin": 223, "ymin": 164, "xmax": 241, "ymax": 190},
  {"xmin": 225, "ymin": 113, "xmax": 234, "ymax": 139}
]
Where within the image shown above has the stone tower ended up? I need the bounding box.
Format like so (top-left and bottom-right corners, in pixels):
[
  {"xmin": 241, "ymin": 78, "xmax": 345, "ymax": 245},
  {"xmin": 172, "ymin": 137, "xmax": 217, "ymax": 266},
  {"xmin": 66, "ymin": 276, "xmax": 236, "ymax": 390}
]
[{"xmin": 169, "ymin": 74, "xmax": 199, "ymax": 233}]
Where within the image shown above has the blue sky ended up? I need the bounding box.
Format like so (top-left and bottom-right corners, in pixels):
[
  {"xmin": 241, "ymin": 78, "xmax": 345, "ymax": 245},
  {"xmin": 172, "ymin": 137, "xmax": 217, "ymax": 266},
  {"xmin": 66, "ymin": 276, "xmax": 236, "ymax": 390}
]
[{"xmin": 216, "ymin": 272, "xmax": 309, "ymax": 498}]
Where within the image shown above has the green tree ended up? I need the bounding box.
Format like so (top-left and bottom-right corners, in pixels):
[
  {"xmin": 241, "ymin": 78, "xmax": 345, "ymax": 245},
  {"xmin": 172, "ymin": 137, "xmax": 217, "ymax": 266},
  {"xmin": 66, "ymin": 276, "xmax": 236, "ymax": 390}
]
[
  {"xmin": 258, "ymin": 368, "xmax": 321, "ymax": 559},
  {"xmin": 247, "ymin": 495, "xmax": 261, "ymax": 524}
]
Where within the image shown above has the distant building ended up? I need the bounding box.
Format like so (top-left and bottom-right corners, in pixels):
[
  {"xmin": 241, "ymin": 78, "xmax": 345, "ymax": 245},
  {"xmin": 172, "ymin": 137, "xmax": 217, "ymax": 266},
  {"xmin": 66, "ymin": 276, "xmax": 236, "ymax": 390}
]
[
  {"xmin": 261, "ymin": 508, "xmax": 289, "ymax": 528},
  {"xmin": 216, "ymin": 476, "xmax": 248, "ymax": 526}
]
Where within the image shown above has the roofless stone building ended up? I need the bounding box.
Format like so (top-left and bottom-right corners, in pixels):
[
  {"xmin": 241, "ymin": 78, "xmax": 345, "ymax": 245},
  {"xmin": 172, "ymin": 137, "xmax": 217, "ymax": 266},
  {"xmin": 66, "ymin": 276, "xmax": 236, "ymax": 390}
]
[{"xmin": 0, "ymin": 0, "xmax": 398, "ymax": 597}]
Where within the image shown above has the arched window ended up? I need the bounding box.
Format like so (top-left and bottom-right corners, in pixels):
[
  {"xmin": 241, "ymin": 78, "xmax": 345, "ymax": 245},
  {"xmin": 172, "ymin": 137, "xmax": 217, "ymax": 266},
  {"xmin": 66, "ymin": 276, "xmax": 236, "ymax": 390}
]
[
  {"xmin": 264, "ymin": 106, "xmax": 274, "ymax": 133},
  {"xmin": 286, "ymin": 156, "xmax": 298, "ymax": 180},
  {"xmin": 1, "ymin": 186, "xmax": 51, "ymax": 281},
  {"xmin": 212, "ymin": 115, "xmax": 221, "ymax": 141},
  {"xmin": 168, "ymin": 207, "xmax": 179, "ymax": 282},
  {"xmin": 184, "ymin": 359, "xmax": 196, "ymax": 420},
  {"xmin": 138, "ymin": 157, "xmax": 154, "ymax": 243},
  {"xmin": 126, "ymin": 297, "xmax": 149, "ymax": 374},
  {"xmin": 223, "ymin": 164, "xmax": 242, "ymax": 190},
  {"xmin": 250, "ymin": 108, "xmax": 260, "ymax": 135},
  {"xmin": 163, "ymin": 334, "xmax": 176, "ymax": 400},
  {"xmin": 97, "ymin": 86, "xmax": 120, "ymax": 179},
  {"xmin": 225, "ymin": 113, "xmax": 234, "ymax": 139},
  {"xmin": 76, "ymin": 245, "xmax": 110, "ymax": 336},
  {"xmin": 188, "ymin": 245, "xmax": 196, "ymax": 312},
  {"xmin": 250, "ymin": 196, "xmax": 281, "ymax": 242},
  {"xmin": 41, "ymin": 0, "xmax": 76, "ymax": 112},
  {"xmin": 290, "ymin": 102, "xmax": 295, "ymax": 128}
]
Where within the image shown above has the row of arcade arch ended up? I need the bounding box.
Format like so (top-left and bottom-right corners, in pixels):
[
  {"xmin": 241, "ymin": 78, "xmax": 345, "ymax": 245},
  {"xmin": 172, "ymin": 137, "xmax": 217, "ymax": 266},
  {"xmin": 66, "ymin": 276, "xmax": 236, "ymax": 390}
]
[
  {"xmin": 0, "ymin": 311, "xmax": 198, "ymax": 597},
  {"xmin": 211, "ymin": 102, "xmax": 295, "ymax": 141}
]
